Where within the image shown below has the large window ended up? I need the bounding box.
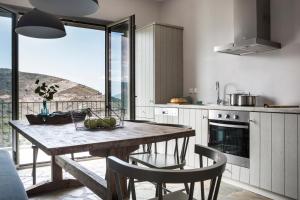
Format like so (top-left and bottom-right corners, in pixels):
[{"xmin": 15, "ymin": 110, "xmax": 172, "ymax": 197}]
[
  {"xmin": 18, "ymin": 25, "xmax": 106, "ymax": 164},
  {"xmin": 0, "ymin": 10, "xmax": 13, "ymax": 151},
  {"xmin": 0, "ymin": 9, "xmax": 135, "ymax": 165}
]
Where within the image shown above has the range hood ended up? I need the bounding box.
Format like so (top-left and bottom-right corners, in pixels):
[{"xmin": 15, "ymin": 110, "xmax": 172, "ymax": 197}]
[{"xmin": 214, "ymin": 0, "xmax": 281, "ymax": 56}]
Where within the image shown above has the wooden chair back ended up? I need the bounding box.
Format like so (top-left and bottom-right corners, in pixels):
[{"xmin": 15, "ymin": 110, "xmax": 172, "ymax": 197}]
[
  {"xmin": 107, "ymin": 144, "xmax": 227, "ymax": 200},
  {"xmin": 129, "ymin": 122, "xmax": 191, "ymax": 165}
]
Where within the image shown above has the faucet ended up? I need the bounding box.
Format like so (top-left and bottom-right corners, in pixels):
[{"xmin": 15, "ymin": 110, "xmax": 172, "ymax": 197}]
[{"xmin": 216, "ymin": 81, "xmax": 222, "ymax": 105}]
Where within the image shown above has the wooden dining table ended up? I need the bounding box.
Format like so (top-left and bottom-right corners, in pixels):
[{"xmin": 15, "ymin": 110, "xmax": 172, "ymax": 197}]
[{"xmin": 9, "ymin": 120, "xmax": 195, "ymax": 200}]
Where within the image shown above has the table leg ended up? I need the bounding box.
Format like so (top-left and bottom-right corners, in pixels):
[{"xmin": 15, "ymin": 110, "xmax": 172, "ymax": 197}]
[
  {"xmin": 51, "ymin": 155, "xmax": 62, "ymax": 181},
  {"xmin": 26, "ymin": 155, "xmax": 82, "ymax": 197}
]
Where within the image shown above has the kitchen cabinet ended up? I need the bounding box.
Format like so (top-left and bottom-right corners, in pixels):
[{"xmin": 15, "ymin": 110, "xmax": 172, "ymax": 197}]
[
  {"xmin": 284, "ymin": 114, "xmax": 298, "ymax": 199},
  {"xmin": 298, "ymin": 116, "xmax": 300, "ymax": 200},
  {"xmin": 260, "ymin": 113, "xmax": 272, "ymax": 190},
  {"xmin": 154, "ymin": 107, "xmax": 179, "ymax": 154},
  {"xmin": 249, "ymin": 112, "xmax": 299, "ymax": 199},
  {"xmin": 178, "ymin": 108, "xmax": 208, "ymax": 167},
  {"xmin": 135, "ymin": 106, "xmax": 154, "ymax": 121},
  {"xmin": 135, "ymin": 23, "xmax": 183, "ymax": 107},
  {"xmin": 249, "ymin": 112, "xmax": 260, "ymax": 187},
  {"xmin": 271, "ymin": 113, "xmax": 285, "ymax": 195}
]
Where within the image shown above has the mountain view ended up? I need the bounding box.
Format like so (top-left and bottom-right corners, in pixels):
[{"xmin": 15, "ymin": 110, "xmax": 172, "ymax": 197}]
[{"xmin": 0, "ymin": 68, "xmax": 105, "ymax": 102}]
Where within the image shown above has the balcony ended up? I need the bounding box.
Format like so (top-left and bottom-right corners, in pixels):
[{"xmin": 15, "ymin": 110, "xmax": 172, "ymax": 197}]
[{"xmin": 0, "ymin": 100, "xmax": 105, "ymax": 164}]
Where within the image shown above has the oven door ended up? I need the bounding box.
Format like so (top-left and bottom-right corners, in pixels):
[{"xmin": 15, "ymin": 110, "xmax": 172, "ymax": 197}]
[{"xmin": 208, "ymin": 120, "xmax": 250, "ymax": 168}]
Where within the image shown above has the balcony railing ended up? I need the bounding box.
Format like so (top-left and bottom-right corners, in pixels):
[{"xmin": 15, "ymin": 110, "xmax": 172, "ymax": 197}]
[{"xmin": 0, "ymin": 100, "xmax": 106, "ymax": 147}]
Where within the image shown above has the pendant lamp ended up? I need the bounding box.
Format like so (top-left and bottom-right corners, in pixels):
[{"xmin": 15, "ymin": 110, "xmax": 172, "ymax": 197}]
[
  {"xmin": 29, "ymin": 0, "xmax": 99, "ymax": 17},
  {"xmin": 15, "ymin": 9, "xmax": 66, "ymax": 39}
]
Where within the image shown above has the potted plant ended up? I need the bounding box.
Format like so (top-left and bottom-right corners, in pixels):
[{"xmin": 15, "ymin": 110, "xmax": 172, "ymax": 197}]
[{"xmin": 34, "ymin": 79, "xmax": 59, "ymax": 116}]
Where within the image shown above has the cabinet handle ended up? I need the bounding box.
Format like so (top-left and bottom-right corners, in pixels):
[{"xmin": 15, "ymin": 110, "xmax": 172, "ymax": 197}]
[
  {"xmin": 162, "ymin": 111, "xmax": 168, "ymax": 115},
  {"xmin": 202, "ymin": 116, "xmax": 208, "ymax": 119},
  {"xmin": 249, "ymin": 119, "xmax": 255, "ymax": 123}
]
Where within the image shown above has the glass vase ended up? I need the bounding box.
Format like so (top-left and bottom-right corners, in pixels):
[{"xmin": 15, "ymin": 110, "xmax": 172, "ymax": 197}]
[{"xmin": 40, "ymin": 100, "xmax": 49, "ymax": 116}]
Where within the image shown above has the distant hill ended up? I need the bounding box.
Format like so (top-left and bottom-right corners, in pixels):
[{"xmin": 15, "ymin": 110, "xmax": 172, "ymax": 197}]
[{"xmin": 0, "ymin": 68, "xmax": 104, "ymax": 102}]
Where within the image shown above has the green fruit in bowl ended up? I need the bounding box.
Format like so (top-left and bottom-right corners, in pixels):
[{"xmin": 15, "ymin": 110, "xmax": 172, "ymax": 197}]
[
  {"xmin": 96, "ymin": 119, "xmax": 104, "ymax": 127},
  {"xmin": 102, "ymin": 118, "xmax": 111, "ymax": 128},
  {"xmin": 84, "ymin": 119, "xmax": 98, "ymax": 129},
  {"xmin": 90, "ymin": 119, "xmax": 98, "ymax": 129},
  {"xmin": 84, "ymin": 119, "xmax": 90, "ymax": 128},
  {"xmin": 109, "ymin": 117, "xmax": 117, "ymax": 127}
]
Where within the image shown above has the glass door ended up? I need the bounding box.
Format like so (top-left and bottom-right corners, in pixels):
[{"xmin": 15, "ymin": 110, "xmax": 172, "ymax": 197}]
[
  {"xmin": 0, "ymin": 8, "xmax": 17, "ymax": 159},
  {"xmin": 106, "ymin": 16, "xmax": 135, "ymax": 120}
]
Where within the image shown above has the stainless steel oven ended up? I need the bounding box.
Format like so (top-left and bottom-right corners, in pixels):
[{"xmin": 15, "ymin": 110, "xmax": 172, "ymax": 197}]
[{"xmin": 208, "ymin": 110, "xmax": 250, "ymax": 168}]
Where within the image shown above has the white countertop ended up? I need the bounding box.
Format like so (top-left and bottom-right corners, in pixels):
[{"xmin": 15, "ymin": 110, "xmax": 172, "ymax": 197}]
[{"xmin": 154, "ymin": 104, "xmax": 300, "ymax": 114}]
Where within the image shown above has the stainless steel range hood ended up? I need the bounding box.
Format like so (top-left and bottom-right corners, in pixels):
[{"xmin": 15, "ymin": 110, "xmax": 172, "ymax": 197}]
[{"xmin": 214, "ymin": 0, "xmax": 281, "ymax": 56}]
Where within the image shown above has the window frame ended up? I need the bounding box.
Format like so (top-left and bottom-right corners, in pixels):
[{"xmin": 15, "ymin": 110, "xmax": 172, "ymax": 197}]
[{"xmin": 0, "ymin": 5, "xmax": 135, "ymax": 166}]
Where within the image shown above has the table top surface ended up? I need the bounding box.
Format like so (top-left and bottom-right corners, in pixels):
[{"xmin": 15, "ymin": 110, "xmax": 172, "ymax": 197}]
[{"xmin": 9, "ymin": 121, "xmax": 195, "ymax": 155}]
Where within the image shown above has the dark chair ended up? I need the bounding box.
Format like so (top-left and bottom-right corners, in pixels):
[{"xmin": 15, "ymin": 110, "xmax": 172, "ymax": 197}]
[
  {"xmin": 130, "ymin": 123, "xmax": 191, "ymax": 169},
  {"xmin": 129, "ymin": 123, "xmax": 192, "ymax": 194},
  {"xmin": 107, "ymin": 144, "xmax": 227, "ymax": 200}
]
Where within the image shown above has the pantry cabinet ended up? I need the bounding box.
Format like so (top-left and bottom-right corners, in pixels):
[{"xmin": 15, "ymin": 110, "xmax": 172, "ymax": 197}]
[{"xmin": 135, "ymin": 23, "xmax": 183, "ymax": 108}]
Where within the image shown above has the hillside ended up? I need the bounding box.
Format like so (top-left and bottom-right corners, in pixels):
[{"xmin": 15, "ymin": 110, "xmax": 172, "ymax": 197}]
[{"xmin": 0, "ymin": 68, "xmax": 104, "ymax": 102}]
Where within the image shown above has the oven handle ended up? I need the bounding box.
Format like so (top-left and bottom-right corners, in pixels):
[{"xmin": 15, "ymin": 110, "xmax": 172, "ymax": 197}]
[{"xmin": 209, "ymin": 122, "xmax": 249, "ymax": 129}]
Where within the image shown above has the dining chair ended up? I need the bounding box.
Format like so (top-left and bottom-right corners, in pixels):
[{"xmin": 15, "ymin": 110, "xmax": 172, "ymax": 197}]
[
  {"xmin": 129, "ymin": 123, "xmax": 192, "ymax": 194},
  {"xmin": 107, "ymin": 144, "xmax": 227, "ymax": 200}
]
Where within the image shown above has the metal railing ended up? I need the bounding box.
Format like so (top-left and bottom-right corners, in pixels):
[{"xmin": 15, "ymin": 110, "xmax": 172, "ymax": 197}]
[{"xmin": 0, "ymin": 100, "xmax": 106, "ymax": 147}]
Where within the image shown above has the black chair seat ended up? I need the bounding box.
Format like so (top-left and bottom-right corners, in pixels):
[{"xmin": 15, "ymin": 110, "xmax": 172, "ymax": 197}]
[
  {"xmin": 0, "ymin": 150, "xmax": 28, "ymax": 200},
  {"xmin": 148, "ymin": 191, "xmax": 196, "ymax": 200},
  {"xmin": 130, "ymin": 153, "xmax": 185, "ymax": 169}
]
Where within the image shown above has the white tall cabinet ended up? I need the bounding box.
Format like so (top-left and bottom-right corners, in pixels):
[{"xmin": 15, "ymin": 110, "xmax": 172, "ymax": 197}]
[{"xmin": 135, "ymin": 23, "xmax": 183, "ymax": 120}]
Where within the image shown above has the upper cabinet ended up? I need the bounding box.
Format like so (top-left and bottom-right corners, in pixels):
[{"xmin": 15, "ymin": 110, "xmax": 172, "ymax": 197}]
[{"xmin": 135, "ymin": 23, "xmax": 183, "ymax": 107}]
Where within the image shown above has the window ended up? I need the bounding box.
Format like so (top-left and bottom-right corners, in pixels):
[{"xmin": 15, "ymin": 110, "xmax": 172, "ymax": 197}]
[
  {"xmin": 0, "ymin": 10, "xmax": 13, "ymax": 152},
  {"xmin": 0, "ymin": 9, "xmax": 135, "ymax": 165},
  {"xmin": 18, "ymin": 24, "xmax": 106, "ymax": 164}
]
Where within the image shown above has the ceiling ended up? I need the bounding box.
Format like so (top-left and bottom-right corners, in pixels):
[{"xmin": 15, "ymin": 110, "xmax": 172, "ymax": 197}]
[{"xmin": 0, "ymin": 0, "xmax": 164, "ymax": 25}]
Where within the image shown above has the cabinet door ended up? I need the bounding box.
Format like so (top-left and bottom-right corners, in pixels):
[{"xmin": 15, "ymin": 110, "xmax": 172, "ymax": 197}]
[
  {"xmin": 239, "ymin": 167, "xmax": 250, "ymax": 184},
  {"xmin": 188, "ymin": 109, "xmax": 196, "ymax": 167},
  {"xmin": 201, "ymin": 110, "xmax": 208, "ymax": 146},
  {"xmin": 154, "ymin": 25, "xmax": 183, "ymax": 104},
  {"xmin": 284, "ymin": 114, "xmax": 298, "ymax": 199},
  {"xmin": 298, "ymin": 115, "xmax": 300, "ymax": 200},
  {"xmin": 271, "ymin": 113, "xmax": 285, "ymax": 195},
  {"xmin": 260, "ymin": 113, "xmax": 272, "ymax": 190},
  {"xmin": 249, "ymin": 112, "xmax": 260, "ymax": 187},
  {"xmin": 135, "ymin": 26, "xmax": 154, "ymax": 107}
]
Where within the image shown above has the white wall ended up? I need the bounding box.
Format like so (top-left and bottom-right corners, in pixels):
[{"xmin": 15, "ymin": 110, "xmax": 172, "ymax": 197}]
[
  {"xmin": 0, "ymin": 0, "xmax": 161, "ymax": 27},
  {"xmin": 160, "ymin": 0, "xmax": 300, "ymax": 105}
]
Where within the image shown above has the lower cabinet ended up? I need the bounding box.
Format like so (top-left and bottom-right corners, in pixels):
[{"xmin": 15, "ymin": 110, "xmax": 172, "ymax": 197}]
[
  {"xmin": 249, "ymin": 112, "xmax": 299, "ymax": 199},
  {"xmin": 298, "ymin": 116, "xmax": 300, "ymax": 200},
  {"xmin": 178, "ymin": 108, "xmax": 208, "ymax": 167},
  {"xmin": 136, "ymin": 106, "xmax": 154, "ymax": 121},
  {"xmin": 153, "ymin": 107, "xmax": 209, "ymax": 167},
  {"xmin": 145, "ymin": 107, "xmax": 300, "ymax": 199}
]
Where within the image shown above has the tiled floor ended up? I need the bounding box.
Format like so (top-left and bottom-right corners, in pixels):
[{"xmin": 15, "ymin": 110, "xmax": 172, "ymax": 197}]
[{"xmin": 18, "ymin": 158, "xmax": 270, "ymax": 200}]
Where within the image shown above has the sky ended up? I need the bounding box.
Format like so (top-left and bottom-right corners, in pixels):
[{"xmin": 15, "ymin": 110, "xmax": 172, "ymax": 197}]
[{"xmin": 0, "ymin": 16, "xmax": 126, "ymax": 96}]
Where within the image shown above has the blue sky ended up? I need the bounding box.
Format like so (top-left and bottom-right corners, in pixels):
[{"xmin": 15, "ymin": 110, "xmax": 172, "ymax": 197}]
[
  {"xmin": 1, "ymin": 16, "xmax": 125, "ymax": 96},
  {"xmin": 0, "ymin": 16, "xmax": 12, "ymax": 69}
]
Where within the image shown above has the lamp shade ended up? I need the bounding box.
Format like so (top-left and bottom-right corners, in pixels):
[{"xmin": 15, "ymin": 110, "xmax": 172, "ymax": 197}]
[
  {"xmin": 29, "ymin": 0, "xmax": 99, "ymax": 17},
  {"xmin": 15, "ymin": 9, "xmax": 66, "ymax": 39}
]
